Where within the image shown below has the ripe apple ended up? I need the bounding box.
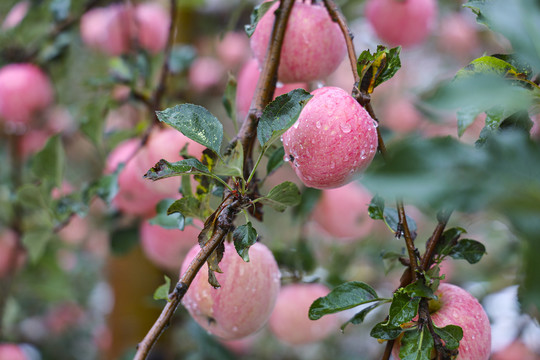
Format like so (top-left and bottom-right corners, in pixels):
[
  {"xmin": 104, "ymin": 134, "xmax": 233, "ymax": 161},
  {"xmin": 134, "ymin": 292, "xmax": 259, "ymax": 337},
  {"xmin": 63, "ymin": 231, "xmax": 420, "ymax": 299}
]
[
  {"xmin": 80, "ymin": 5, "xmax": 132, "ymax": 56},
  {"xmin": 188, "ymin": 56, "xmax": 225, "ymax": 93},
  {"xmin": 0, "ymin": 229, "xmax": 26, "ymax": 278},
  {"xmin": 134, "ymin": 2, "xmax": 170, "ymax": 54},
  {"xmin": 0, "ymin": 343, "xmax": 27, "ymax": 360},
  {"xmin": 311, "ymin": 182, "xmax": 374, "ymax": 241},
  {"xmin": 250, "ymin": 1, "xmax": 346, "ymax": 83},
  {"xmin": 438, "ymin": 13, "xmax": 479, "ymax": 62},
  {"xmin": 0, "ymin": 63, "xmax": 53, "ymax": 125},
  {"xmin": 491, "ymin": 340, "xmax": 540, "ymax": 360},
  {"xmin": 282, "ymin": 86, "xmax": 378, "ymax": 189},
  {"xmin": 236, "ymin": 58, "xmax": 307, "ymax": 121},
  {"xmin": 216, "ymin": 32, "xmax": 250, "ymax": 70},
  {"xmin": 181, "ymin": 241, "xmax": 280, "ymax": 340},
  {"xmin": 140, "ymin": 219, "xmax": 203, "ymax": 271},
  {"xmin": 380, "ymin": 97, "xmax": 424, "ymax": 134},
  {"xmin": 2, "ymin": 1, "xmax": 30, "ymax": 30},
  {"xmin": 268, "ymin": 283, "xmax": 339, "ymax": 345},
  {"xmin": 365, "ymin": 0, "xmax": 437, "ymax": 48},
  {"xmin": 393, "ymin": 283, "xmax": 491, "ymax": 360}
]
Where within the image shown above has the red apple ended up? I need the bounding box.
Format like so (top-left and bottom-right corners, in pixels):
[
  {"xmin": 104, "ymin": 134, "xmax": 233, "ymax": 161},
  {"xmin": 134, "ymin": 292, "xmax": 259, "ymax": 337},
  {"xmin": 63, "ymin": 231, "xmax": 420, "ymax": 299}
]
[
  {"xmin": 181, "ymin": 241, "xmax": 280, "ymax": 340},
  {"xmin": 140, "ymin": 219, "xmax": 202, "ymax": 271},
  {"xmin": 134, "ymin": 2, "xmax": 170, "ymax": 54},
  {"xmin": 311, "ymin": 182, "xmax": 374, "ymax": 241},
  {"xmin": 393, "ymin": 283, "xmax": 491, "ymax": 360},
  {"xmin": 188, "ymin": 56, "xmax": 225, "ymax": 93},
  {"xmin": 250, "ymin": 1, "xmax": 346, "ymax": 83},
  {"xmin": 216, "ymin": 32, "xmax": 250, "ymax": 70},
  {"xmin": 365, "ymin": 0, "xmax": 437, "ymax": 48},
  {"xmin": 282, "ymin": 86, "xmax": 378, "ymax": 189},
  {"xmin": 268, "ymin": 283, "xmax": 339, "ymax": 345},
  {"xmin": 438, "ymin": 13, "xmax": 479, "ymax": 62},
  {"xmin": 2, "ymin": 1, "xmax": 30, "ymax": 30},
  {"xmin": 0, "ymin": 63, "xmax": 53, "ymax": 125},
  {"xmin": 380, "ymin": 97, "xmax": 424, "ymax": 134},
  {"xmin": 236, "ymin": 58, "xmax": 307, "ymax": 121},
  {"xmin": 0, "ymin": 343, "xmax": 27, "ymax": 360},
  {"xmin": 491, "ymin": 340, "xmax": 540, "ymax": 360}
]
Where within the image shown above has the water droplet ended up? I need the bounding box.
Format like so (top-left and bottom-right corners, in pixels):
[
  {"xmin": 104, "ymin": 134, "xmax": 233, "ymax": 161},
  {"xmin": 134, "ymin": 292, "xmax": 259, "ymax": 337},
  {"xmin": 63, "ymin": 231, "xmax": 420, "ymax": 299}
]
[
  {"xmin": 232, "ymin": 326, "xmax": 238, "ymax": 332},
  {"xmin": 293, "ymin": 121, "xmax": 300, "ymax": 129},
  {"xmin": 276, "ymin": 81, "xmax": 284, "ymax": 88},
  {"xmin": 343, "ymin": 154, "xmax": 349, "ymax": 161},
  {"xmin": 315, "ymin": 81, "xmax": 324, "ymax": 88},
  {"xmin": 306, "ymin": 175, "xmax": 313, "ymax": 181},
  {"xmin": 283, "ymin": 155, "xmax": 290, "ymax": 162},
  {"xmin": 361, "ymin": 149, "xmax": 367, "ymax": 160},
  {"xmin": 315, "ymin": 121, "xmax": 321, "ymax": 129},
  {"xmin": 340, "ymin": 122, "xmax": 352, "ymax": 133},
  {"xmin": 372, "ymin": 120, "xmax": 379, "ymax": 128},
  {"xmin": 330, "ymin": 161, "xmax": 335, "ymax": 169}
]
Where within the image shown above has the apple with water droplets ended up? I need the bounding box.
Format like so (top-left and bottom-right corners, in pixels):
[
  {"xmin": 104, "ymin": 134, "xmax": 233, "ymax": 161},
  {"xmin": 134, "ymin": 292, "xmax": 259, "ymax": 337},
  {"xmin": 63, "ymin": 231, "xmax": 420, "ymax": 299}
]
[
  {"xmin": 181, "ymin": 241, "xmax": 280, "ymax": 340},
  {"xmin": 282, "ymin": 86, "xmax": 378, "ymax": 189}
]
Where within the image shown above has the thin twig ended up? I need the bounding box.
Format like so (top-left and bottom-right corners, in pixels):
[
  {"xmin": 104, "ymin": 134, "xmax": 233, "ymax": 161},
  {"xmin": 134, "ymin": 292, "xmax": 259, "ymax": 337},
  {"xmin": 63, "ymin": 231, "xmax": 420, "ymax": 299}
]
[{"xmin": 397, "ymin": 199, "xmax": 419, "ymax": 281}]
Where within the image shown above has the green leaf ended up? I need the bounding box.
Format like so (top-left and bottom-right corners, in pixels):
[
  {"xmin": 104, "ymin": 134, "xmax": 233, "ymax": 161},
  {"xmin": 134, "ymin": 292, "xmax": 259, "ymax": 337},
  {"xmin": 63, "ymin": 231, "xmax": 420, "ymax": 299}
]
[
  {"xmin": 110, "ymin": 227, "xmax": 139, "ymax": 256},
  {"xmin": 258, "ymin": 181, "xmax": 301, "ymax": 212},
  {"xmin": 433, "ymin": 325, "xmax": 463, "ymax": 351},
  {"xmin": 32, "ymin": 135, "xmax": 65, "ymax": 188},
  {"xmin": 22, "ymin": 230, "xmax": 53, "ymax": 263},
  {"xmin": 213, "ymin": 141, "xmax": 243, "ymax": 178},
  {"xmin": 156, "ymin": 104, "xmax": 223, "ymax": 155},
  {"xmin": 383, "ymin": 207, "xmax": 418, "ymax": 233},
  {"xmin": 404, "ymin": 280, "xmax": 437, "ymax": 300},
  {"xmin": 167, "ymin": 196, "xmax": 203, "ymax": 219},
  {"xmin": 266, "ymin": 145, "xmax": 285, "ymax": 175},
  {"xmin": 149, "ymin": 199, "xmax": 185, "ymax": 230},
  {"xmin": 50, "ymin": 0, "xmax": 71, "ymax": 22},
  {"xmin": 244, "ymin": 0, "xmax": 277, "ymax": 37},
  {"xmin": 435, "ymin": 227, "xmax": 467, "ymax": 257},
  {"xmin": 144, "ymin": 159, "xmax": 210, "ymax": 181},
  {"xmin": 370, "ymin": 322, "xmax": 403, "ymax": 340},
  {"xmin": 168, "ymin": 45, "xmax": 196, "ymax": 74},
  {"xmin": 368, "ymin": 195, "xmax": 385, "ymax": 220},
  {"xmin": 381, "ymin": 250, "xmax": 405, "ymax": 274},
  {"xmin": 83, "ymin": 170, "xmax": 120, "ymax": 205},
  {"xmin": 257, "ymin": 89, "xmax": 313, "ymax": 148},
  {"xmin": 449, "ymin": 239, "xmax": 486, "ymax": 264},
  {"xmin": 456, "ymin": 56, "xmax": 519, "ymax": 78},
  {"xmin": 357, "ymin": 45, "xmax": 401, "ymax": 94},
  {"xmin": 222, "ymin": 74, "xmax": 237, "ymax": 122},
  {"xmin": 232, "ymin": 222, "xmax": 258, "ymax": 262},
  {"xmin": 387, "ymin": 290, "xmax": 420, "ymax": 327},
  {"xmin": 153, "ymin": 275, "xmax": 171, "ymax": 301},
  {"xmin": 341, "ymin": 302, "xmax": 385, "ymax": 332},
  {"xmin": 399, "ymin": 327, "xmax": 434, "ymax": 360},
  {"xmin": 309, "ymin": 281, "xmax": 380, "ymax": 320}
]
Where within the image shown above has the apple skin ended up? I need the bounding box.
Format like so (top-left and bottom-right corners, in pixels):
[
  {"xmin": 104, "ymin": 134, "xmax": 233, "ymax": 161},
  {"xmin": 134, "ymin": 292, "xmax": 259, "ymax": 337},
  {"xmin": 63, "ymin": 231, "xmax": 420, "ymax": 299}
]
[
  {"xmin": 393, "ymin": 283, "xmax": 491, "ymax": 360},
  {"xmin": 282, "ymin": 86, "xmax": 378, "ymax": 189},
  {"xmin": 268, "ymin": 283, "xmax": 339, "ymax": 345},
  {"xmin": 80, "ymin": 5, "xmax": 132, "ymax": 56},
  {"xmin": 181, "ymin": 241, "xmax": 281, "ymax": 340},
  {"xmin": 216, "ymin": 32, "xmax": 250, "ymax": 70},
  {"xmin": 188, "ymin": 56, "xmax": 225, "ymax": 93},
  {"xmin": 311, "ymin": 182, "xmax": 374, "ymax": 241},
  {"xmin": 0, "ymin": 63, "xmax": 53, "ymax": 125},
  {"xmin": 140, "ymin": 220, "xmax": 203, "ymax": 271},
  {"xmin": 250, "ymin": 1, "xmax": 346, "ymax": 83},
  {"xmin": 491, "ymin": 340, "xmax": 540, "ymax": 360},
  {"xmin": 134, "ymin": 2, "xmax": 170, "ymax": 54},
  {"xmin": 0, "ymin": 344, "xmax": 27, "ymax": 360},
  {"xmin": 365, "ymin": 0, "xmax": 437, "ymax": 48},
  {"xmin": 236, "ymin": 58, "xmax": 307, "ymax": 121},
  {"xmin": 380, "ymin": 97, "xmax": 424, "ymax": 134}
]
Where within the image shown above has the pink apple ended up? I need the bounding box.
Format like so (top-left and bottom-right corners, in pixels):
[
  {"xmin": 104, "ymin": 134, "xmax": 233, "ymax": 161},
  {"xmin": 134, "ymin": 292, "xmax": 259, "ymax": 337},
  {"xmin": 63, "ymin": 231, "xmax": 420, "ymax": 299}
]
[
  {"xmin": 268, "ymin": 283, "xmax": 339, "ymax": 345},
  {"xmin": 0, "ymin": 63, "xmax": 53, "ymax": 125},
  {"xmin": 2, "ymin": 1, "xmax": 30, "ymax": 30},
  {"xmin": 134, "ymin": 2, "xmax": 170, "ymax": 54},
  {"xmin": 188, "ymin": 56, "xmax": 225, "ymax": 93},
  {"xmin": 282, "ymin": 86, "xmax": 378, "ymax": 189},
  {"xmin": 181, "ymin": 241, "xmax": 280, "ymax": 340},
  {"xmin": 491, "ymin": 340, "xmax": 540, "ymax": 360},
  {"xmin": 393, "ymin": 283, "xmax": 491, "ymax": 360},
  {"xmin": 250, "ymin": 1, "xmax": 346, "ymax": 83},
  {"xmin": 80, "ymin": 5, "xmax": 133, "ymax": 56},
  {"xmin": 311, "ymin": 182, "xmax": 374, "ymax": 241},
  {"xmin": 0, "ymin": 343, "xmax": 27, "ymax": 360},
  {"xmin": 438, "ymin": 13, "xmax": 479, "ymax": 62},
  {"xmin": 140, "ymin": 219, "xmax": 203, "ymax": 271},
  {"xmin": 57, "ymin": 215, "xmax": 90, "ymax": 246},
  {"xmin": 0, "ymin": 229, "xmax": 26, "ymax": 278},
  {"xmin": 216, "ymin": 32, "xmax": 250, "ymax": 69},
  {"xmin": 365, "ymin": 0, "xmax": 437, "ymax": 48},
  {"xmin": 380, "ymin": 97, "xmax": 424, "ymax": 134},
  {"xmin": 236, "ymin": 58, "xmax": 307, "ymax": 121}
]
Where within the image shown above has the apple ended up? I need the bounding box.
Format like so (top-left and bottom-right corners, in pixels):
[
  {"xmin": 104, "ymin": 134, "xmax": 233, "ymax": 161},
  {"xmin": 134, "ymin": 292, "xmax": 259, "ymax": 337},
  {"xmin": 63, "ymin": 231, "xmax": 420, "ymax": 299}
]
[
  {"xmin": 437, "ymin": 13, "xmax": 479, "ymax": 62},
  {"xmin": 2, "ymin": 1, "xmax": 30, "ymax": 30},
  {"xmin": 235, "ymin": 58, "xmax": 307, "ymax": 121},
  {"xmin": 140, "ymin": 219, "xmax": 203, "ymax": 271},
  {"xmin": 268, "ymin": 283, "xmax": 339, "ymax": 345},
  {"xmin": 80, "ymin": 5, "xmax": 132, "ymax": 56},
  {"xmin": 0, "ymin": 63, "xmax": 54, "ymax": 126},
  {"xmin": 311, "ymin": 182, "xmax": 374, "ymax": 241},
  {"xmin": 250, "ymin": 1, "xmax": 346, "ymax": 83},
  {"xmin": 380, "ymin": 97, "xmax": 424, "ymax": 134},
  {"xmin": 0, "ymin": 229, "xmax": 26, "ymax": 278},
  {"xmin": 0, "ymin": 344, "xmax": 27, "ymax": 360},
  {"xmin": 188, "ymin": 56, "xmax": 225, "ymax": 93},
  {"xmin": 282, "ymin": 86, "xmax": 378, "ymax": 189},
  {"xmin": 491, "ymin": 340, "xmax": 540, "ymax": 360},
  {"xmin": 216, "ymin": 32, "xmax": 251, "ymax": 70},
  {"xmin": 134, "ymin": 2, "xmax": 170, "ymax": 54},
  {"xmin": 365, "ymin": 0, "xmax": 437, "ymax": 48},
  {"xmin": 181, "ymin": 241, "xmax": 280, "ymax": 340},
  {"xmin": 393, "ymin": 283, "xmax": 491, "ymax": 360}
]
